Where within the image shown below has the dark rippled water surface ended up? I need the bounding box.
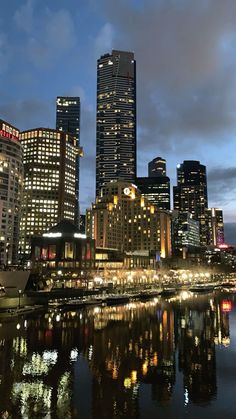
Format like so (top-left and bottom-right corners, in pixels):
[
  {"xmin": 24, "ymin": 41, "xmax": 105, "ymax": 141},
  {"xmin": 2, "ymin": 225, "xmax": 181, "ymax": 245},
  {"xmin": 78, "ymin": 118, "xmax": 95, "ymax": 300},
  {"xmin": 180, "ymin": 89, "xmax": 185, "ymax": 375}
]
[{"xmin": 0, "ymin": 291, "xmax": 236, "ymax": 418}]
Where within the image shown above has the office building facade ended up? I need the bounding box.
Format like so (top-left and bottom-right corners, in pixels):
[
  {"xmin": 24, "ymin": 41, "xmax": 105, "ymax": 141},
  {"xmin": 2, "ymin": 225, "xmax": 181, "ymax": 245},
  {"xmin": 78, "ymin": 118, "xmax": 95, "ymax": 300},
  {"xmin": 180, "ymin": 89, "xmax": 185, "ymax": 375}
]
[
  {"xmin": 0, "ymin": 120, "xmax": 24, "ymax": 265},
  {"xmin": 87, "ymin": 181, "xmax": 171, "ymax": 257},
  {"xmin": 19, "ymin": 128, "xmax": 82, "ymax": 255},
  {"xmin": 206, "ymin": 208, "xmax": 224, "ymax": 247},
  {"xmin": 148, "ymin": 156, "xmax": 166, "ymax": 177},
  {"xmin": 173, "ymin": 160, "xmax": 208, "ymax": 245},
  {"xmin": 96, "ymin": 50, "xmax": 136, "ymax": 195},
  {"xmin": 56, "ymin": 96, "xmax": 81, "ymax": 227},
  {"xmin": 172, "ymin": 211, "xmax": 200, "ymax": 256},
  {"xmin": 136, "ymin": 176, "xmax": 170, "ymax": 211}
]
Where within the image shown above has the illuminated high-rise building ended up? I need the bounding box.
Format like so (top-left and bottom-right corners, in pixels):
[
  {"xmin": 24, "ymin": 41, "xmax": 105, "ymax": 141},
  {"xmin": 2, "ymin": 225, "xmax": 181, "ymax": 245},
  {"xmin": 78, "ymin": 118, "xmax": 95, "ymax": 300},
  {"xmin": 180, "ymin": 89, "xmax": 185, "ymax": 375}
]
[
  {"xmin": 96, "ymin": 50, "xmax": 136, "ymax": 196},
  {"xmin": 136, "ymin": 176, "xmax": 170, "ymax": 211},
  {"xmin": 172, "ymin": 210, "xmax": 200, "ymax": 256},
  {"xmin": 148, "ymin": 157, "xmax": 166, "ymax": 177},
  {"xmin": 173, "ymin": 160, "xmax": 208, "ymax": 245},
  {"xmin": 0, "ymin": 120, "xmax": 24, "ymax": 265},
  {"xmin": 19, "ymin": 128, "xmax": 82, "ymax": 255},
  {"xmin": 87, "ymin": 181, "xmax": 171, "ymax": 257},
  {"xmin": 56, "ymin": 96, "xmax": 81, "ymax": 227},
  {"xmin": 206, "ymin": 208, "xmax": 224, "ymax": 246},
  {"xmin": 136, "ymin": 156, "xmax": 170, "ymax": 210}
]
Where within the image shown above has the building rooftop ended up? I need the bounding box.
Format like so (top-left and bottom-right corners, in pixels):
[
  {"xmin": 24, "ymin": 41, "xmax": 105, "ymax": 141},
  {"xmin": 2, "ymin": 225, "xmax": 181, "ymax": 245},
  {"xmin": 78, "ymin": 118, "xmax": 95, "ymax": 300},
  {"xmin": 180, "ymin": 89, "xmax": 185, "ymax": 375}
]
[{"xmin": 48, "ymin": 219, "xmax": 80, "ymax": 235}]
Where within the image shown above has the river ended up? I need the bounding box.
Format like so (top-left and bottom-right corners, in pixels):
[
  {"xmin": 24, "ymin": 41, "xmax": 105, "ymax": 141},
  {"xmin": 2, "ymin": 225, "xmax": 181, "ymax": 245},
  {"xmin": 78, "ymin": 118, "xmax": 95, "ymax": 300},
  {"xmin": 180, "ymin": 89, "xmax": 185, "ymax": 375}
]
[{"xmin": 0, "ymin": 291, "xmax": 235, "ymax": 418}]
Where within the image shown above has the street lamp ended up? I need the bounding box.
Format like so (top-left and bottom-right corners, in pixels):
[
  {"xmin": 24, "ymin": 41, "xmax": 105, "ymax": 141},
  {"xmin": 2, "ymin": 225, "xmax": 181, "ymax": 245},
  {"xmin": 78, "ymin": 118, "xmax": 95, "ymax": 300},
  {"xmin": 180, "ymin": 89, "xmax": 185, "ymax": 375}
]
[{"xmin": 18, "ymin": 289, "xmax": 22, "ymax": 309}]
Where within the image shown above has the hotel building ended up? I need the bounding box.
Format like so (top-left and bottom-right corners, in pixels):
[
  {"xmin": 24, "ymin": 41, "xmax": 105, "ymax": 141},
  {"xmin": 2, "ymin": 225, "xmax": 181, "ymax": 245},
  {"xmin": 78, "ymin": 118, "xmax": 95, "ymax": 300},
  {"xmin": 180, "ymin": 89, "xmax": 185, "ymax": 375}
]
[
  {"xmin": 19, "ymin": 128, "xmax": 82, "ymax": 255},
  {"xmin": 96, "ymin": 50, "xmax": 136, "ymax": 195},
  {"xmin": 87, "ymin": 181, "xmax": 171, "ymax": 258},
  {"xmin": 0, "ymin": 120, "xmax": 24, "ymax": 265}
]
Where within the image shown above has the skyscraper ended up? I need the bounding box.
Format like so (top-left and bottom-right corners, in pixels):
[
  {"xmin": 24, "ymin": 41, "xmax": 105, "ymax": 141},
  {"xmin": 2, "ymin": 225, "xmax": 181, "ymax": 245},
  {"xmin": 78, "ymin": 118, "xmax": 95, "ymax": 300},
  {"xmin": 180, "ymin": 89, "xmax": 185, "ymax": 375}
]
[
  {"xmin": 56, "ymin": 96, "xmax": 81, "ymax": 227},
  {"xmin": 206, "ymin": 208, "xmax": 224, "ymax": 246},
  {"xmin": 148, "ymin": 156, "xmax": 166, "ymax": 177},
  {"xmin": 136, "ymin": 156, "xmax": 170, "ymax": 210},
  {"xmin": 19, "ymin": 128, "xmax": 82, "ymax": 255},
  {"xmin": 96, "ymin": 50, "xmax": 136, "ymax": 196},
  {"xmin": 172, "ymin": 211, "xmax": 200, "ymax": 256},
  {"xmin": 135, "ymin": 176, "xmax": 170, "ymax": 210},
  {"xmin": 173, "ymin": 160, "xmax": 208, "ymax": 245},
  {"xmin": 0, "ymin": 120, "xmax": 24, "ymax": 265}
]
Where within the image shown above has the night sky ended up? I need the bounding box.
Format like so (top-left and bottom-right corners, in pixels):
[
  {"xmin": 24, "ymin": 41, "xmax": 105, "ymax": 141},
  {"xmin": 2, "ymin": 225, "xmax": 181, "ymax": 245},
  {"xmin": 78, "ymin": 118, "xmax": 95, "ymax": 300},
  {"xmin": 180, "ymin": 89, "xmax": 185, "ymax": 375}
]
[{"xmin": 1, "ymin": 0, "xmax": 236, "ymax": 243}]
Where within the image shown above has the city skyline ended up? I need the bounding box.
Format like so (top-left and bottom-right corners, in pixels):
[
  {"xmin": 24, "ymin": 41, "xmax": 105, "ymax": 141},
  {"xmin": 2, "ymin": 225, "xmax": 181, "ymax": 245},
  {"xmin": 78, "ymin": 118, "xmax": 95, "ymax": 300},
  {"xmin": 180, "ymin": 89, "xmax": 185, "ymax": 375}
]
[{"xmin": 1, "ymin": 1, "xmax": 236, "ymax": 243}]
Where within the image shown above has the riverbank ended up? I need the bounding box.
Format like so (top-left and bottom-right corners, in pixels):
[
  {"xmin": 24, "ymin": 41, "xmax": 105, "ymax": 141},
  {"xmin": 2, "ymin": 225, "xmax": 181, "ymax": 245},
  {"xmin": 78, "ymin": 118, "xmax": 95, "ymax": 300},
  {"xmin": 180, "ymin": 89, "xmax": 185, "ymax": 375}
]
[{"xmin": 1, "ymin": 279, "xmax": 235, "ymax": 316}]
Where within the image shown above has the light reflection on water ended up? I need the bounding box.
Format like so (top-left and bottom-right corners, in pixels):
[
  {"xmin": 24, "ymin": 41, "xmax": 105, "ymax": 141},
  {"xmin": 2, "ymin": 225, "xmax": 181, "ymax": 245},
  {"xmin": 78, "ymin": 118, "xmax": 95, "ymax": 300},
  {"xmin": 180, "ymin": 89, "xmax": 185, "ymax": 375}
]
[{"xmin": 0, "ymin": 292, "xmax": 235, "ymax": 418}]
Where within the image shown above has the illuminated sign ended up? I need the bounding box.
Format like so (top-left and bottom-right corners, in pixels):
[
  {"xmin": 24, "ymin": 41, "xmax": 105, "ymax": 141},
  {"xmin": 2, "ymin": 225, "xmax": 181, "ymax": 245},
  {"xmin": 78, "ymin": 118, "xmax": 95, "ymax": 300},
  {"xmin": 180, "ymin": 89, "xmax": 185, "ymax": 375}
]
[
  {"xmin": 218, "ymin": 244, "xmax": 230, "ymax": 249},
  {"xmin": 43, "ymin": 232, "xmax": 62, "ymax": 238},
  {"xmin": 74, "ymin": 233, "xmax": 87, "ymax": 239},
  {"xmin": 124, "ymin": 187, "xmax": 131, "ymax": 196},
  {"xmin": 0, "ymin": 121, "xmax": 19, "ymax": 141},
  {"xmin": 221, "ymin": 300, "xmax": 232, "ymax": 312}
]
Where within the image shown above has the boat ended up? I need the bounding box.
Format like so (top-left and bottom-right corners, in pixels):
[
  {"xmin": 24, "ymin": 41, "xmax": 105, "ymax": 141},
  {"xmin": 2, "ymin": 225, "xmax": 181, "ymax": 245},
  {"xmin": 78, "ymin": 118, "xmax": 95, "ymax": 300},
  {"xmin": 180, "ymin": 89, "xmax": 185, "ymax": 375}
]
[
  {"xmin": 62, "ymin": 298, "xmax": 87, "ymax": 310},
  {"xmin": 220, "ymin": 281, "xmax": 236, "ymax": 289},
  {"xmin": 63, "ymin": 297, "xmax": 106, "ymax": 310},
  {"xmin": 138, "ymin": 289, "xmax": 161, "ymax": 300},
  {"xmin": 159, "ymin": 288, "xmax": 177, "ymax": 297},
  {"xmin": 0, "ymin": 270, "xmax": 31, "ymax": 297},
  {"xmin": 105, "ymin": 294, "xmax": 130, "ymax": 305},
  {"xmin": 189, "ymin": 284, "xmax": 215, "ymax": 293},
  {"xmin": 0, "ymin": 305, "xmax": 45, "ymax": 319}
]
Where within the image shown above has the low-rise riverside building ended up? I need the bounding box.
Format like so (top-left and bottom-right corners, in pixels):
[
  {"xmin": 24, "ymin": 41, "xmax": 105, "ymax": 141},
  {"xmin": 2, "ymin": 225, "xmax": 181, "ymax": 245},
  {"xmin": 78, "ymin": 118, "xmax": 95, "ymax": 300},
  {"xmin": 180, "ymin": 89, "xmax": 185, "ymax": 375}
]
[{"xmin": 31, "ymin": 220, "xmax": 95, "ymax": 287}]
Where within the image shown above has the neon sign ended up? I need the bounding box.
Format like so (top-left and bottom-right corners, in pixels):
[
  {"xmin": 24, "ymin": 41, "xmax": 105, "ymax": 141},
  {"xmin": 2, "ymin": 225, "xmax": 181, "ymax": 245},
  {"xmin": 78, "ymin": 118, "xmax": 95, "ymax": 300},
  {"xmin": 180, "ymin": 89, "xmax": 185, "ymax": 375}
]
[
  {"xmin": 0, "ymin": 121, "xmax": 19, "ymax": 141},
  {"xmin": 221, "ymin": 300, "xmax": 232, "ymax": 312}
]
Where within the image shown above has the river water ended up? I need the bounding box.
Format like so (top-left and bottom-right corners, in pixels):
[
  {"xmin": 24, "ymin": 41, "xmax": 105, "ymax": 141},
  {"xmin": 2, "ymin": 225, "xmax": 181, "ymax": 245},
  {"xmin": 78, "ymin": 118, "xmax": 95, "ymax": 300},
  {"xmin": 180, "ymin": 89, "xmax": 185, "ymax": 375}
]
[{"xmin": 0, "ymin": 291, "xmax": 236, "ymax": 418}]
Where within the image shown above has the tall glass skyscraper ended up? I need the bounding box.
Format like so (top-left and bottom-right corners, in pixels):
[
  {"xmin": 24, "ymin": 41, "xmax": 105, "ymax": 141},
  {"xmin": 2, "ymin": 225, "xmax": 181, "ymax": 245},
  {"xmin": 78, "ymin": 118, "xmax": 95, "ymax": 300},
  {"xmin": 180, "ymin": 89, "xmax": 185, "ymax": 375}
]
[
  {"xmin": 173, "ymin": 160, "xmax": 208, "ymax": 245},
  {"xmin": 96, "ymin": 50, "xmax": 136, "ymax": 196},
  {"xmin": 56, "ymin": 97, "xmax": 81, "ymax": 227}
]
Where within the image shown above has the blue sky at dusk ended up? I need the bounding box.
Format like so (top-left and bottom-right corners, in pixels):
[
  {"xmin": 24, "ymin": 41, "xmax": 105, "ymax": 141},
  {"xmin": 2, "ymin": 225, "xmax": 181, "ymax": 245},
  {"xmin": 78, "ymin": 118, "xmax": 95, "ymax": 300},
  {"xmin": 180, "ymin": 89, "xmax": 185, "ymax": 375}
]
[{"xmin": 1, "ymin": 0, "xmax": 236, "ymax": 241}]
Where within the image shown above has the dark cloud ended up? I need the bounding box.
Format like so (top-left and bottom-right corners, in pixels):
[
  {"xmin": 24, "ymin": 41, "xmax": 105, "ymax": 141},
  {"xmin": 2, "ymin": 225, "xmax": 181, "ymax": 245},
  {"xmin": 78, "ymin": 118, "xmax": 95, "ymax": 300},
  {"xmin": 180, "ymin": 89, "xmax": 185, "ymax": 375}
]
[
  {"xmin": 14, "ymin": 0, "xmax": 34, "ymax": 33},
  {"xmin": 0, "ymin": 99, "xmax": 52, "ymax": 130},
  {"xmin": 95, "ymin": 0, "xmax": 236, "ymax": 153},
  {"xmin": 207, "ymin": 167, "xmax": 236, "ymax": 209},
  {"xmin": 0, "ymin": 32, "xmax": 9, "ymax": 74},
  {"xmin": 208, "ymin": 167, "xmax": 236, "ymax": 183},
  {"xmin": 13, "ymin": 1, "xmax": 78, "ymax": 68},
  {"xmin": 224, "ymin": 223, "xmax": 236, "ymax": 245}
]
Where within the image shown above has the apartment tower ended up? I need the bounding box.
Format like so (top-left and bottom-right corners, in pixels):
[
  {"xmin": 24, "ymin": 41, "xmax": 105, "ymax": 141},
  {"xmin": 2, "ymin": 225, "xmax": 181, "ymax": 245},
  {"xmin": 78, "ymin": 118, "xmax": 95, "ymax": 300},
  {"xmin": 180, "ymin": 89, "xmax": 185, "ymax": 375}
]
[{"xmin": 96, "ymin": 50, "xmax": 136, "ymax": 195}]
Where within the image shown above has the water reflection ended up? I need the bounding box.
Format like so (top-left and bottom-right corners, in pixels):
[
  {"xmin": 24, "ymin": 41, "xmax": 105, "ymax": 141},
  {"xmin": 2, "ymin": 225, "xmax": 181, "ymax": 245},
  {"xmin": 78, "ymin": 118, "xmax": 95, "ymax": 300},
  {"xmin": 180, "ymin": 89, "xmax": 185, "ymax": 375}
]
[{"xmin": 0, "ymin": 293, "xmax": 235, "ymax": 418}]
